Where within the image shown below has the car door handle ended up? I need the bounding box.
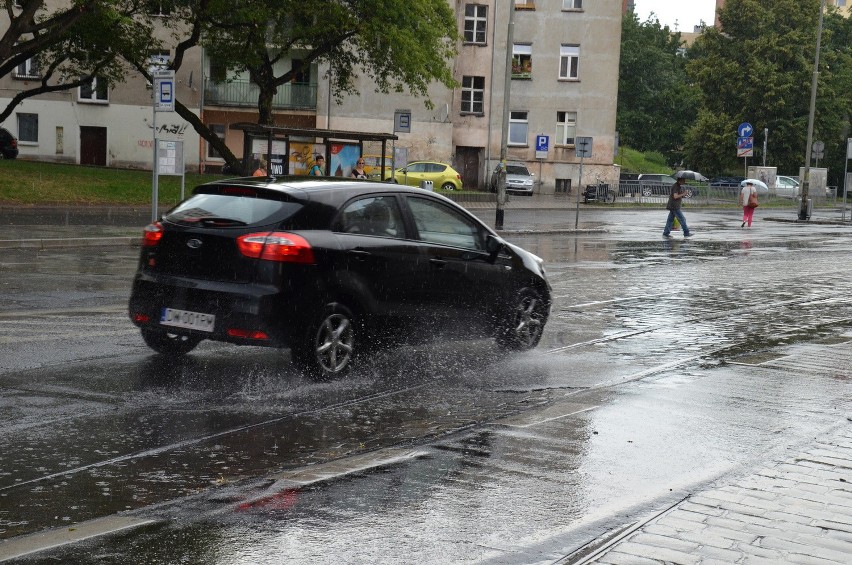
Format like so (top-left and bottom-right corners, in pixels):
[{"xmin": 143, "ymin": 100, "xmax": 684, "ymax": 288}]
[
  {"xmin": 429, "ymin": 258, "xmax": 447, "ymax": 269},
  {"xmin": 348, "ymin": 249, "xmax": 371, "ymax": 260}
]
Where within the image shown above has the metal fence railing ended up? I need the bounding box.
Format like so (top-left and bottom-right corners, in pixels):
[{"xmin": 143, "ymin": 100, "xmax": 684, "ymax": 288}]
[{"xmin": 599, "ymin": 180, "xmax": 840, "ymax": 208}]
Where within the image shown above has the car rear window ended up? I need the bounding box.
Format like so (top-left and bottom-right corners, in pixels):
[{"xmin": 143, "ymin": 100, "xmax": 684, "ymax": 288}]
[{"xmin": 165, "ymin": 193, "xmax": 302, "ymax": 226}]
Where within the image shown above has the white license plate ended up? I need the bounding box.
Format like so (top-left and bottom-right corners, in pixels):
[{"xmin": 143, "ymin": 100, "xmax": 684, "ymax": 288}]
[{"xmin": 160, "ymin": 308, "xmax": 215, "ymax": 332}]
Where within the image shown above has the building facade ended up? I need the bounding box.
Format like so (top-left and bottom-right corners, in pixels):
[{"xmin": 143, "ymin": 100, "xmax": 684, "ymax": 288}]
[{"xmin": 1, "ymin": 1, "xmax": 622, "ymax": 193}]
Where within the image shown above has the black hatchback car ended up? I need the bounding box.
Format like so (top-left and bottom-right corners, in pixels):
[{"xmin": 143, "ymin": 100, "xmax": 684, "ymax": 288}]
[
  {"xmin": 128, "ymin": 178, "xmax": 551, "ymax": 378},
  {"xmin": 0, "ymin": 127, "xmax": 19, "ymax": 159}
]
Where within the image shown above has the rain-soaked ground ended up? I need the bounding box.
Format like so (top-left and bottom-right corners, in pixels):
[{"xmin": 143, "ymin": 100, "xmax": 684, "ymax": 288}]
[{"xmin": 1, "ymin": 208, "xmax": 851, "ymax": 563}]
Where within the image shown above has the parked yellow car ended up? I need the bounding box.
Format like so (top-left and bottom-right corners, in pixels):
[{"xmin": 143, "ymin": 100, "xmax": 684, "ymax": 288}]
[
  {"xmin": 361, "ymin": 154, "xmax": 393, "ymax": 181},
  {"xmin": 393, "ymin": 161, "xmax": 463, "ymax": 191}
]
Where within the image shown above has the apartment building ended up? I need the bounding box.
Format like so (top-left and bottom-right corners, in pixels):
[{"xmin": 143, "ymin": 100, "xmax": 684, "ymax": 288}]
[
  {"xmin": 323, "ymin": 0, "xmax": 622, "ymax": 193},
  {"xmin": 1, "ymin": 1, "xmax": 622, "ymax": 193}
]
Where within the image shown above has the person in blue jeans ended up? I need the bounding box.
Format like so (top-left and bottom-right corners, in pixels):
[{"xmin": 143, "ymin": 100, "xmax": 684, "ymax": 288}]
[{"xmin": 663, "ymin": 177, "xmax": 692, "ymax": 238}]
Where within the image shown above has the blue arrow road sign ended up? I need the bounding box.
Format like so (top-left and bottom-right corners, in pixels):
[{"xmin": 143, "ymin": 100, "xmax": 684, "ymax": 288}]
[{"xmin": 738, "ymin": 122, "xmax": 753, "ymax": 137}]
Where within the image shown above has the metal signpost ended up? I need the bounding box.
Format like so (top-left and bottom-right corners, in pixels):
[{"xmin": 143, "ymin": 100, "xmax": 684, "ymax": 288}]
[
  {"xmin": 392, "ymin": 109, "xmax": 411, "ymax": 179},
  {"xmin": 812, "ymin": 140, "xmax": 825, "ymax": 168},
  {"xmin": 737, "ymin": 122, "xmax": 754, "ymax": 176},
  {"xmin": 843, "ymin": 138, "xmax": 851, "ymax": 222},
  {"xmin": 574, "ymin": 137, "xmax": 592, "ymax": 229},
  {"xmin": 152, "ymin": 70, "xmax": 175, "ymax": 222},
  {"xmin": 535, "ymin": 135, "xmax": 548, "ymax": 194}
]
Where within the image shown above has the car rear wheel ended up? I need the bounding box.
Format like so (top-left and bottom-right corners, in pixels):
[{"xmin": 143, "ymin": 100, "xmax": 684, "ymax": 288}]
[
  {"xmin": 496, "ymin": 288, "xmax": 547, "ymax": 351},
  {"xmin": 641, "ymin": 187, "xmax": 653, "ymax": 197},
  {"xmin": 140, "ymin": 328, "xmax": 202, "ymax": 355},
  {"xmin": 441, "ymin": 182, "xmax": 456, "ymax": 191},
  {"xmin": 293, "ymin": 303, "xmax": 357, "ymax": 379}
]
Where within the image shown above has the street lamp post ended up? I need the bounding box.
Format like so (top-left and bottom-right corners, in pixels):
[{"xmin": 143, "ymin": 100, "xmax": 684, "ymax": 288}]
[
  {"xmin": 496, "ymin": 0, "xmax": 515, "ymax": 230},
  {"xmin": 799, "ymin": 0, "xmax": 826, "ymax": 221}
]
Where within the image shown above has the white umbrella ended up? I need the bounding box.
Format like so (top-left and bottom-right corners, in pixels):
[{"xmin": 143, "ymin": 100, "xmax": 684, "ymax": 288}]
[
  {"xmin": 740, "ymin": 178, "xmax": 768, "ymax": 191},
  {"xmin": 675, "ymin": 170, "xmax": 708, "ymax": 181}
]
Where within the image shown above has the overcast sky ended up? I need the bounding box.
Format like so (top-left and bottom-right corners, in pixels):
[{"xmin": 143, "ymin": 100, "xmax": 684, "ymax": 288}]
[{"xmin": 634, "ymin": 0, "xmax": 717, "ymax": 31}]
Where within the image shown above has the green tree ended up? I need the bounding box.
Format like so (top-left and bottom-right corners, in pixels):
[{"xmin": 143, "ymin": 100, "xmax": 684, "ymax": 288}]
[
  {"xmin": 199, "ymin": 0, "xmax": 458, "ymax": 124},
  {"xmin": 617, "ymin": 12, "xmax": 699, "ymax": 167},
  {"xmin": 0, "ymin": 1, "xmax": 157, "ymax": 124},
  {"xmin": 123, "ymin": 0, "xmax": 459, "ymax": 171},
  {"xmin": 685, "ymin": 0, "xmax": 852, "ymax": 182}
]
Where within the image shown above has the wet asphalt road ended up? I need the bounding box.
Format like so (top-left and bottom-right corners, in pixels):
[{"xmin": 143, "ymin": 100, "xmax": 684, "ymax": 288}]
[{"xmin": 0, "ymin": 208, "xmax": 851, "ymax": 563}]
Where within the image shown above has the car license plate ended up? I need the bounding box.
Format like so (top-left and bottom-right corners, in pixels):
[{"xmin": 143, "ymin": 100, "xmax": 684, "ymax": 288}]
[{"xmin": 160, "ymin": 308, "xmax": 215, "ymax": 332}]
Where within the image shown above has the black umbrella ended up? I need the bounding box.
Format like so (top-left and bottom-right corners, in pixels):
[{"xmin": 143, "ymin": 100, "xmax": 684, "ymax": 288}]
[{"xmin": 675, "ymin": 170, "xmax": 708, "ymax": 181}]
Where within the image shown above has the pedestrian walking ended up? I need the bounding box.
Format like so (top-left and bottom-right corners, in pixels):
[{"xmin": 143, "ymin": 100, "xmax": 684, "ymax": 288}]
[
  {"xmin": 309, "ymin": 155, "xmax": 325, "ymax": 176},
  {"xmin": 739, "ymin": 181, "xmax": 758, "ymax": 227},
  {"xmin": 663, "ymin": 177, "xmax": 692, "ymax": 238}
]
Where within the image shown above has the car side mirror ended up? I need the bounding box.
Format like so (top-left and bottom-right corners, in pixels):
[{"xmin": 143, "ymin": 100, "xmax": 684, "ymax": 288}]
[{"xmin": 485, "ymin": 234, "xmax": 503, "ymax": 258}]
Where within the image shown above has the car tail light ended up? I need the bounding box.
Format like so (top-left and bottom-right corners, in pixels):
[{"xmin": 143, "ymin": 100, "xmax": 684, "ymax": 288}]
[
  {"xmin": 142, "ymin": 222, "xmax": 163, "ymax": 247},
  {"xmin": 236, "ymin": 232, "xmax": 315, "ymax": 264},
  {"xmin": 133, "ymin": 313, "xmax": 150, "ymax": 323},
  {"xmin": 223, "ymin": 187, "xmax": 257, "ymax": 196},
  {"xmin": 10, "ymin": 139, "xmax": 17, "ymax": 149}
]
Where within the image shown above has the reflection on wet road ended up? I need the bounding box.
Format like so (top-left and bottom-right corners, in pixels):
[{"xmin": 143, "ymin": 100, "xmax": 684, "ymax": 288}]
[{"xmin": 2, "ymin": 211, "xmax": 852, "ymax": 563}]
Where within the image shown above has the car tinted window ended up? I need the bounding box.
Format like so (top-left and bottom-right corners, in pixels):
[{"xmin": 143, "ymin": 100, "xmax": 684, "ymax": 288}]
[
  {"xmin": 506, "ymin": 165, "xmax": 530, "ymax": 175},
  {"xmin": 407, "ymin": 163, "xmax": 426, "ymax": 173},
  {"xmin": 427, "ymin": 163, "xmax": 446, "ymax": 173},
  {"xmin": 337, "ymin": 196, "xmax": 403, "ymax": 238},
  {"xmin": 165, "ymin": 193, "xmax": 301, "ymax": 226},
  {"xmin": 406, "ymin": 197, "xmax": 483, "ymax": 251}
]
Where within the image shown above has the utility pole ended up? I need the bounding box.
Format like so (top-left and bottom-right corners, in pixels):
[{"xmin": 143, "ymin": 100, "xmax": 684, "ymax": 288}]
[
  {"xmin": 800, "ymin": 0, "xmax": 826, "ymax": 221},
  {"xmin": 496, "ymin": 0, "xmax": 515, "ymax": 230}
]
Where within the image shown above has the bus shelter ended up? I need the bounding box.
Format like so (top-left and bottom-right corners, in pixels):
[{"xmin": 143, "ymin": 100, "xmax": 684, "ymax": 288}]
[{"xmin": 230, "ymin": 123, "xmax": 398, "ymax": 179}]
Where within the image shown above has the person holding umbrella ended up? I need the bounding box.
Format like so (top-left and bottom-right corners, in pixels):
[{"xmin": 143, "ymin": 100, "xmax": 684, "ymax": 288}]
[
  {"xmin": 739, "ymin": 180, "xmax": 758, "ymax": 228},
  {"xmin": 663, "ymin": 172, "xmax": 694, "ymax": 238}
]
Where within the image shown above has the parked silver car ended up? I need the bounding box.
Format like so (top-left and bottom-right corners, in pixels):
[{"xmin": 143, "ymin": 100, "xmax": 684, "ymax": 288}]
[{"xmin": 490, "ymin": 162, "xmax": 535, "ymax": 195}]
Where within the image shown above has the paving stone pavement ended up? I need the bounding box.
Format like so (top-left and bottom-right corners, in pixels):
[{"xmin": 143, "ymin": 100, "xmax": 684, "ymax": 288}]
[{"xmin": 583, "ymin": 422, "xmax": 852, "ymax": 564}]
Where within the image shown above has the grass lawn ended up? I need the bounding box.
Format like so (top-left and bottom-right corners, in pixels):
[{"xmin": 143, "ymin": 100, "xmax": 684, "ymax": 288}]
[{"xmin": 0, "ymin": 160, "xmax": 214, "ymax": 206}]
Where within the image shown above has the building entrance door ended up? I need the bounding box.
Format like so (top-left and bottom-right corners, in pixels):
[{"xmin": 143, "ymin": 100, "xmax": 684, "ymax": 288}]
[
  {"xmin": 456, "ymin": 146, "xmax": 481, "ymax": 190},
  {"xmin": 80, "ymin": 127, "xmax": 107, "ymax": 166}
]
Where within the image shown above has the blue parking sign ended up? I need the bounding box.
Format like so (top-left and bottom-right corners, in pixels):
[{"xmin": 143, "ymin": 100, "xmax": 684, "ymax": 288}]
[{"xmin": 536, "ymin": 135, "xmax": 549, "ymax": 152}]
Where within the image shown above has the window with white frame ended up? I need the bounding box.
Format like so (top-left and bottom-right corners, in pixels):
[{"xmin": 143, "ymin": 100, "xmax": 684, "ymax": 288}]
[
  {"xmin": 508, "ymin": 111, "xmax": 528, "ymax": 145},
  {"xmin": 15, "ymin": 58, "xmax": 39, "ymax": 79},
  {"xmin": 556, "ymin": 111, "xmax": 577, "ymax": 145},
  {"xmin": 559, "ymin": 45, "xmax": 580, "ymax": 80},
  {"xmin": 207, "ymin": 124, "xmax": 226, "ymax": 159},
  {"xmin": 79, "ymin": 77, "xmax": 109, "ymax": 103},
  {"xmin": 512, "ymin": 44, "xmax": 532, "ymax": 79},
  {"xmin": 17, "ymin": 113, "xmax": 38, "ymax": 143},
  {"xmin": 461, "ymin": 76, "xmax": 485, "ymax": 114},
  {"xmin": 463, "ymin": 4, "xmax": 487, "ymax": 45},
  {"xmin": 562, "ymin": 0, "xmax": 583, "ymax": 9}
]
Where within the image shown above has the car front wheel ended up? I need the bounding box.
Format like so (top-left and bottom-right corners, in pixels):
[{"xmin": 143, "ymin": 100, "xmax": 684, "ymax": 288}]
[
  {"xmin": 140, "ymin": 328, "xmax": 201, "ymax": 355},
  {"xmin": 293, "ymin": 303, "xmax": 357, "ymax": 379},
  {"xmin": 641, "ymin": 186, "xmax": 653, "ymax": 197},
  {"xmin": 496, "ymin": 288, "xmax": 547, "ymax": 351}
]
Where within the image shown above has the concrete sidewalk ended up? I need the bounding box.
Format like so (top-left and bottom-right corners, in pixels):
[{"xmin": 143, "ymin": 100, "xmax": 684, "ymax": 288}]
[{"xmin": 567, "ymin": 420, "xmax": 852, "ymax": 564}]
